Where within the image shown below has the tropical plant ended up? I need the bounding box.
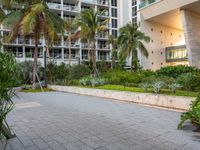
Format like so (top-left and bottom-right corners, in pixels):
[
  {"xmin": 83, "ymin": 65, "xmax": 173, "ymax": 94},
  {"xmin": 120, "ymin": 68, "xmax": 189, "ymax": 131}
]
[
  {"xmin": 152, "ymin": 81, "xmax": 165, "ymax": 94},
  {"xmin": 176, "ymin": 73, "xmax": 200, "ymax": 91},
  {"xmin": 0, "ymin": 52, "xmax": 19, "ymax": 139},
  {"xmin": 64, "ymin": 19, "xmax": 78, "ymax": 66},
  {"xmin": 108, "ymin": 35, "xmax": 118, "ymax": 69},
  {"xmin": 156, "ymin": 65, "xmax": 200, "ymax": 78},
  {"xmin": 76, "ymin": 9, "xmax": 108, "ymax": 77},
  {"xmin": 1, "ymin": 0, "xmax": 65, "ymax": 89},
  {"xmin": 80, "ymin": 77, "xmax": 91, "ymax": 86},
  {"xmin": 90, "ymin": 78, "xmax": 106, "ymax": 87},
  {"xmin": 140, "ymin": 83, "xmax": 150, "ymax": 92},
  {"xmin": 118, "ymin": 22, "xmax": 150, "ymax": 71},
  {"xmin": 178, "ymin": 96, "xmax": 200, "ymax": 129},
  {"xmin": 168, "ymin": 83, "xmax": 182, "ymax": 93}
]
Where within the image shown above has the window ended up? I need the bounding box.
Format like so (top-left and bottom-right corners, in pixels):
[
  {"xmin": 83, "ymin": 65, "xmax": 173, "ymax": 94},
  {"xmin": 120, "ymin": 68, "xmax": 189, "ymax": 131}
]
[
  {"xmin": 112, "ymin": 30, "xmax": 118, "ymax": 38},
  {"xmin": 132, "ymin": 0, "xmax": 137, "ymax": 6},
  {"xmin": 111, "ymin": 0, "xmax": 117, "ymax": 7},
  {"xmin": 111, "ymin": 8, "xmax": 117, "ymax": 17},
  {"xmin": 112, "ymin": 19, "xmax": 118, "ymax": 28}
]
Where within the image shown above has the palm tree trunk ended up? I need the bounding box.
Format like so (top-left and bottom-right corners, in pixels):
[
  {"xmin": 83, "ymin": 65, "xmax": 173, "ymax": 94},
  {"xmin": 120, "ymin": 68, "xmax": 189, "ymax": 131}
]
[
  {"xmin": 68, "ymin": 32, "xmax": 72, "ymax": 66},
  {"xmin": 92, "ymin": 41, "xmax": 98, "ymax": 77},
  {"xmin": 132, "ymin": 49, "xmax": 138, "ymax": 72},
  {"xmin": 32, "ymin": 28, "xmax": 40, "ymax": 89},
  {"xmin": 111, "ymin": 49, "xmax": 115, "ymax": 69}
]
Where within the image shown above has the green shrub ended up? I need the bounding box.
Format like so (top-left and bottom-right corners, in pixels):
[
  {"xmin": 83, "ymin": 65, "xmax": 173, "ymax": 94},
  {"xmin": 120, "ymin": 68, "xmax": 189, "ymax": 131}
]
[
  {"xmin": 46, "ymin": 63, "xmax": 91, "ymax": 85},
  {"xmin": 156, "ymin": 65, "xmax": 200, "ymax": 78},
  {"xmin": 103, "ymin": 69, "xmax": 142, "ymax": 86},
  {"xmin": 68, "ymin": 65, "xmax": 91, "ymax": 80},
  {"xmin": 176, "ymin": 73, "xmax": 200, "ymax": 91},
  {"xmin": 18, "ymin": 61, "xmax": 43, "ymax": 84},
  {"xmin": 178, "ymin": 96, "xmax": 200, "ymax": 129}
]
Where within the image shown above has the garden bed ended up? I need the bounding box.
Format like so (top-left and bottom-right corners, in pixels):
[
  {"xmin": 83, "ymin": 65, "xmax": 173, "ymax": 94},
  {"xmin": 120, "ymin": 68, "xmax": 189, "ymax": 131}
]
[{"xmin": 49, "ymin": 85, "xmax": 195, "ymax": 111}]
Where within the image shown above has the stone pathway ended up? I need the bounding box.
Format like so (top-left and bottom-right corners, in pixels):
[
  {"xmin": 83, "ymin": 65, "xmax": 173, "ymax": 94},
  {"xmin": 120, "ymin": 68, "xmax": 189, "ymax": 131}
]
[{"xmin": 1, "ymin": 92, "xmax": 200, "ymax": 150}]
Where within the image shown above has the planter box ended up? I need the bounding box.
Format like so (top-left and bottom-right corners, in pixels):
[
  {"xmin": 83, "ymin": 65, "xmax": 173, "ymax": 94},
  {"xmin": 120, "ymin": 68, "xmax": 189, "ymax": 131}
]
[{"xmin": 49, "ymin": 85, "xmax": 195, "ymax": 111}]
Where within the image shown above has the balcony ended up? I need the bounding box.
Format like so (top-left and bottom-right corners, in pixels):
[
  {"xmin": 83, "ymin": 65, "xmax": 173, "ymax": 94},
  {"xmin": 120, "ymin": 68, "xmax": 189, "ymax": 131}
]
[
  {"xmin": 63, "ymin": 5, "xmax": 80, "ymax": 12},
  {"xmin": 47, "ymin": 2, "xmax": 61, "ymax": 10},
  {"xmin": 166, "ymin": 45, "xmax": 188, "ymax": 62},
  {"xmin": 139, "ymin": 0, "xmax": 158, "ymax": 9}
]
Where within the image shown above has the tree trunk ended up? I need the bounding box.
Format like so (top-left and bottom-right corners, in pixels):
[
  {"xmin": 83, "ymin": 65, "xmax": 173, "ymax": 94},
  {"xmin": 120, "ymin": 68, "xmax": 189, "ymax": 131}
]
[
  {"xmin": 132, "ymin": 49, "xmax": 138, "ymax": 72},
  {"xmin": 68, "ymin": 32, "xmax": 72, "ymax": 66},
  {"xmin": 92, "ymin": 41, "xmax": 98, "ymax": 77},
  {"xmin": 32, "ymin": 28, "xmax": 40, "ymax": 89},
  {"xmin": 111, "ymin": 49, "xmax": 115, "ymax": 69}
]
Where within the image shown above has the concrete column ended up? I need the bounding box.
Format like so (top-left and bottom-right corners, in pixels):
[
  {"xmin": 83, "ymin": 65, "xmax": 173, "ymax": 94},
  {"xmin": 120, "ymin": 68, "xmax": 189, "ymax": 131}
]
[{"xmin": 181, "ymin": 10, "xmax": 200, "ymax": 68}]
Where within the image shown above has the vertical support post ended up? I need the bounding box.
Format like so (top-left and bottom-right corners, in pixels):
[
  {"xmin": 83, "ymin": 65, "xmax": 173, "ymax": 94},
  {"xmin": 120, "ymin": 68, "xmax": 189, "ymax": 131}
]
[{"xmin": 44, "ymin": 47, "xmax": 47, "ymax": 88}]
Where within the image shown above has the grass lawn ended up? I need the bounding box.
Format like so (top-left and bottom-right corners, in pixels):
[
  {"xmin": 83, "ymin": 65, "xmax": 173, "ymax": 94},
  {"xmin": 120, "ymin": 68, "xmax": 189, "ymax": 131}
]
[
  {"xmin": 21, "ymin": 88, "xmax": 54, "ymax": 93},
  {"xmin": 93, "ymin": 85, "xmax": 198, "ymax": 97}
]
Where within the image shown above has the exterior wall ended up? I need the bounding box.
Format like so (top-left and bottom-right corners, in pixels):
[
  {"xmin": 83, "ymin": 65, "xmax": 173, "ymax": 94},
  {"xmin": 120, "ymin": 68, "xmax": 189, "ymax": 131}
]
[
  {"xmin": 181, "ymin": 10, "xmax": 200, "ymax": 68},
  {"xmin": 139, "ymin": 17, "xmax": 185, "ymax": 70},
  {"xmin": 139, "ymin": 0, "xmax": 198, "ymax": 20}
]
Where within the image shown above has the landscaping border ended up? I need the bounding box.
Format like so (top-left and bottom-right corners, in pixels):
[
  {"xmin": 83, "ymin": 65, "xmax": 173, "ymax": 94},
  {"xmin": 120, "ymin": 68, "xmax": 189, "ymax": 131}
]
[{"xmin": 49, "ymin": 85, "xmax": 195, "ymax": 110}]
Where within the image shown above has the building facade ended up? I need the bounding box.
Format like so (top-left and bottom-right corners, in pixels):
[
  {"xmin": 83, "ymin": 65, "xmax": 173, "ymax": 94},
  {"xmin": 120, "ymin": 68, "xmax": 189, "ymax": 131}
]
[
  {"xmin": 1, "ymin": 0, "xmax": 200, "ymax": 70},
  {"xmin": 129, "ymin": 0, "xmax": 200, "ymax": 70},
  {"xmin": 0, "ymin": 0, "xmax": 120, "ymax": 65}
]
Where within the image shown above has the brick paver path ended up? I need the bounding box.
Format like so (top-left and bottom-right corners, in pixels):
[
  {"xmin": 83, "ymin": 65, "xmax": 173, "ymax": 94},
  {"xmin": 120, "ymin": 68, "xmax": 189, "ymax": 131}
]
[{"xmin": 1, "ymin": 92, "xmax": 200, "ymax": 150}]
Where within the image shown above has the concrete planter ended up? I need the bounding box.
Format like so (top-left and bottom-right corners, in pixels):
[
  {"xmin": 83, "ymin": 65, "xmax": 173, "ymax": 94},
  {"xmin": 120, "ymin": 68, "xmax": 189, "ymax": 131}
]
[{"xmin": 49, "ymin": 85, "xmax": 195, "ymax": 110}]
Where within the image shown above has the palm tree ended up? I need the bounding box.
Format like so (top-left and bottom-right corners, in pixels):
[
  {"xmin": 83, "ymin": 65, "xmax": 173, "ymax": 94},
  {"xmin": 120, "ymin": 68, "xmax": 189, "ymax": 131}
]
[
  {"xmin": 64, "ymin": 19, "xmax": 78, "ymax": 66},
  {"xmin": 76, "ymin": 9, "xmax": 108, "ymax": 77},
  {"xmin": 108, "ymin": 35, "xmax": 118, "ymax": 69},
  {"xmin": 118, "ymin": 22, "xmax": 150, "ymax": 71},
  {"xmin": 1, "ymin": 1, "xmax": 65, "ymax": 89}
]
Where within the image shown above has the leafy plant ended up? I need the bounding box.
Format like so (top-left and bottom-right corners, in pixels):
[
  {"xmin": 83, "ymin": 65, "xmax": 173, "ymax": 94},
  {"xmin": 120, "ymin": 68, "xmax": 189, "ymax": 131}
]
[
  {"xmin": 178, "ymin": 96, "xmax": 200, "ymax": 129},
  {"xmin": 156, "ymin": 65, "xmax": 200, "ymax": 78},
  {"xmin": 0, "ymin": 52, "xmax": 19, "ymax": 139},
  {"xmin": 168, "ymin": 83, "xmax": 182, "ymax": 93},
  {"xmin": 152, "ymin": 81, "xmax": 165, "ymax": 94},
  {"xmin": 176, "ymin": 73, "xmax": 200, "ymax": 91}
]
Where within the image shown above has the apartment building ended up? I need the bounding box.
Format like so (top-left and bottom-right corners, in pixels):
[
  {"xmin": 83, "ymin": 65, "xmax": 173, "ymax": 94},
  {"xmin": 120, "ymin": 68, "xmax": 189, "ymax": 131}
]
[
  {"xmin": 0, "ymin": 0, "xmax": 120, "ymax": 65},
  {"xmin": 126, "ymin": 0, "xmax": 200, "ymax": 70}
]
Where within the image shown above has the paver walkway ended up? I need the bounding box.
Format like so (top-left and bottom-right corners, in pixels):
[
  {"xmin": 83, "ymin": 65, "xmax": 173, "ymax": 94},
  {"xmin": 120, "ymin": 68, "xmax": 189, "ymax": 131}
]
[{"xmin": 1, "ymin": 92, "xmax": 200, "ymax": 150}]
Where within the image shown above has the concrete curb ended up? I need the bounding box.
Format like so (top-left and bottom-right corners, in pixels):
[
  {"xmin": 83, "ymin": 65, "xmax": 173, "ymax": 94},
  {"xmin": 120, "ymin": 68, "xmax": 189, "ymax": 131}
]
[{"xmin": 49, "ymin": 85, "xmax": 195, "ymax": 111}]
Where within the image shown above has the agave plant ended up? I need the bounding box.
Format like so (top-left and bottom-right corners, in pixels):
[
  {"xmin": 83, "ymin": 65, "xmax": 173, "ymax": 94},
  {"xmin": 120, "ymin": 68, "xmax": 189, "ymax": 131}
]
[
  {"xmin": 168, "ymin": 83, "xmax": 182, "ymax": 93},
  {"xmin": 152, "ymin": 81, "xmax": 165, "ymax": 94},
  {"xmin": 140, "ymin": 83, "xmax": 150, "ymax": 92}
]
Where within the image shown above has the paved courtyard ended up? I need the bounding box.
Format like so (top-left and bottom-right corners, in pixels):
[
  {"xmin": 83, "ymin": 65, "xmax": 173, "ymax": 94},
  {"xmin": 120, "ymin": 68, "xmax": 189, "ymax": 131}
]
[{"xmin": 1, "ymin": 92, "xmax": 200, "ymax": 150}]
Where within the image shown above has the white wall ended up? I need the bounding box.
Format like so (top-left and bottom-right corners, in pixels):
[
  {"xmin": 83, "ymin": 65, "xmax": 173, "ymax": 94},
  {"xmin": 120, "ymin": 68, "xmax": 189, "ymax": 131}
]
[{"xmin": 139, "ymin": 16, "xmax": 185, "ymax": 70}]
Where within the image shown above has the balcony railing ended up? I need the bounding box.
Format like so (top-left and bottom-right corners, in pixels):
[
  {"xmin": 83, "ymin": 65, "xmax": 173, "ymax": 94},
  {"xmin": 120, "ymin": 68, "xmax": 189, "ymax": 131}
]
[
  {"xmin": 139, "ymin": 0, "xmax": 158, "ymax": 9},
  {"xmin": 166, "ymin": 45, "xmax": 188, "ymax": 62}
]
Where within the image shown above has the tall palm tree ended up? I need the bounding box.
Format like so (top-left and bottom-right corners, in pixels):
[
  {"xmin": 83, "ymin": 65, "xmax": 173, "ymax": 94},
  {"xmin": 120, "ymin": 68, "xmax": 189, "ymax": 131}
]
[
  {"xmin": 64, "ymin": 19, "xmax": 78, "ymax": 66},
  {"xmin": 1, "ymin": 1, "xmax": 65, "ymax": 89},
  {"xmin": 76, "ymin": 9, "xmax": 108, "ymax": 77},
  {"xmin": 108, "ymin": 35, "xmax": 118, "ymax": 69},
  {"xmin": 118, "ymin": 22, "xmax": 150, "ymax": 71}
]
